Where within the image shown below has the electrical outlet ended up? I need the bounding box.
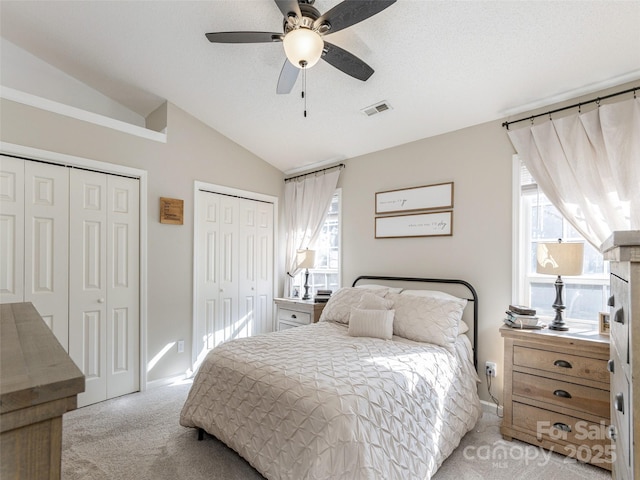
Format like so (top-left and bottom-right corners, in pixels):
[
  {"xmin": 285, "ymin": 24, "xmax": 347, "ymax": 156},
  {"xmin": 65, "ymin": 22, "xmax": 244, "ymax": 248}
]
[
  {"xmin": 485, "ymin": 361, "xmax": 497, "ymax": 377},
  {"xmin": 177, "ymin": 340, "xmax": 185, "ymax": 353}
]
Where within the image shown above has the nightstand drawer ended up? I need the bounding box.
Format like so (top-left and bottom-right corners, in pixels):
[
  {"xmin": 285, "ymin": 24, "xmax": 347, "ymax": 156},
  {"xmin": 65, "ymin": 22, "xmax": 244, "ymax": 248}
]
[
  {"xmin": 513, "ymin": 346, "xmax": 609, "ymax": 383},
  {"xmin": 513, "ymin": 402, "xmax": 610, "ymax": 454},
  {"xmin": 609, "ymin": 272, "xmax": 629, "ymax": 365},
  {"xmin": 277, "ymin": 308, "xmax": 311, "ymax": 325},
  {"xmin": 513, "ymin": 372, "xmax": 610, "ymax": 418}
]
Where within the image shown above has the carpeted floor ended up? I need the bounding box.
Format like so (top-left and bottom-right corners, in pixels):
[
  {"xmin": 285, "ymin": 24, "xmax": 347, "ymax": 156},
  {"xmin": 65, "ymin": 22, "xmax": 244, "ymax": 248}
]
[{"xmin": 62, "ymin": 380, "xmax": 612, "ymax": 480}]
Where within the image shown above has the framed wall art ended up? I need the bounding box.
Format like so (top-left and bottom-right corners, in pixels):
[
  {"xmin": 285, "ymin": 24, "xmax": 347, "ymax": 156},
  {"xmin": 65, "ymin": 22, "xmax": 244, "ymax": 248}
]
[
  {"xmin": 375, "ymin": 211, "xmax": 453, "ymax": 239},
  {"xmin": 375, "ymin": 182, "xmax": 453, "ymax": 214}
]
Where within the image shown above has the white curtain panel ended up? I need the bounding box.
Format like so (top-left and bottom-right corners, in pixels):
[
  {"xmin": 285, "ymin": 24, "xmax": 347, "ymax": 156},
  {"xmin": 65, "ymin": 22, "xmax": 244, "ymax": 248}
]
[
  {"xmin": 508, "ymin": 97, "xmax": 640, "ymax": 248},
  {"xmin": 284, "ymin": 168, "xmax": 341, "ymax": 294}
]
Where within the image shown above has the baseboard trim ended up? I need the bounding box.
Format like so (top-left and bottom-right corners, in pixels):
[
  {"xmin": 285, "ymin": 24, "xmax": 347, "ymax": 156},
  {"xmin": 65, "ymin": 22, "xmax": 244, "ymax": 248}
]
[
  {"xmin": 480, "ymin": 399, "xmax": 503, "ymax": 417},
  {"xmin": 145, "ymin": 373, "xmax": 189, "ymax": 390}
]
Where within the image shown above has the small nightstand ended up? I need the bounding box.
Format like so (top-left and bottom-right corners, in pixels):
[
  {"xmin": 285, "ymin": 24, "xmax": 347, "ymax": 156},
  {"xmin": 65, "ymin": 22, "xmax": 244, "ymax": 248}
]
[
  {"xmin": 274, "ymin": 297, "xmax": 326, "ymax": 331},
  {"xmin": 500, "ymin": 322, "xmax": 611, "ymax": 470}
]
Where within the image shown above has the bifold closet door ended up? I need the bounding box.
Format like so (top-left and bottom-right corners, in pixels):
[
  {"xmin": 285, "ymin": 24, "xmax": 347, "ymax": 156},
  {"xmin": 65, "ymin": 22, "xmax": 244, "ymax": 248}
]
[
  {"xmin": 1, "ymin": 157, "xmax": 69, "ymax": 349},
  {"xmin": 0, "ymin": 155, "xmax": 25, "ymax": 304},
  {"xmin": 238, "ymin": 198, "xmax": 274, "ymax": 337},
  {"xmin": 194, "ymin": 190, "xmax": 273, "ymax": 365},
  {"xmin": 69, "ymin": 169, "xmax": 139, "ymax": 407}
]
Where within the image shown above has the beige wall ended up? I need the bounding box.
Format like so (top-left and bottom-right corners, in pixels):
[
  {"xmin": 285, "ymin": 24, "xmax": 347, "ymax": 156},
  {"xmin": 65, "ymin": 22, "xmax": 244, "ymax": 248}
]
[
  {"xmin": 339, "ymin": 120, "xmax": 515, "ymax": 403},
  {"xmin": 0, "ymin": 98, "xmax": 285, "ymax": 383}
]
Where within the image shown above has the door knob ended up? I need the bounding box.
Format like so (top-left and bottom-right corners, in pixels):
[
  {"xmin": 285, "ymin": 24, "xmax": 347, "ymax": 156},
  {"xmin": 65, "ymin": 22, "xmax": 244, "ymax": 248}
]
[{"xmin": 98, "ymin": 298, "xmax": 105, "ymax": 303}]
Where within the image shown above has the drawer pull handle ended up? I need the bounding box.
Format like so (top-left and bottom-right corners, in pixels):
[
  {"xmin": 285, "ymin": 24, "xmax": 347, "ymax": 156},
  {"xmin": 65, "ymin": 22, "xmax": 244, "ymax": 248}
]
[
  {"xmin": 553, "ymin": 422, "xmax": 572, "ymax": 433},
  {"xmin": 553, "ymin": 360, "xmax": 572, "ymax": 369},
  {"xmin": 291, "ymin": 314, "xmax": 297, "ymax": 319},
  {"xmin": 553, "ymin": 389, "xmax": 572, "ymax": 399},
  {"xmin": 607, "ymin": 295, "xmax": 615, "ymax": 307},
  {"xmin": 607, "ymin": 359, "xmax": 615, "ymax": 373},
  {"xmin": 613, "ymin": 308, "xmax": 624, "ymax": 324},
  {"xmin": 614, "ymin": 393, "xmax": 624, "ymax": 413},
  {"xmin": 608, "ymin": 425, "xmax": 617, "ymax": 442}
]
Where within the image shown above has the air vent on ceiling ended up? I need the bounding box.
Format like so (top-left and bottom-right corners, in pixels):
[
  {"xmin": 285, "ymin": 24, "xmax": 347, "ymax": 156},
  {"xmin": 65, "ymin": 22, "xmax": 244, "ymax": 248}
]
[{"xmin": 361, "ymin": 101, "xmax": 392, "ymax": 117}]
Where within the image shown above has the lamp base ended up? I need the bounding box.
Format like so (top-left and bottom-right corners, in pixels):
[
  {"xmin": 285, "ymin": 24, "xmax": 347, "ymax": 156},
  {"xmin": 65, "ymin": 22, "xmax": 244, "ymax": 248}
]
[
  {"xmin": 549, "ymin": 275, "xmax": 569, "ymax": 331},
  {"xmin": 301, "ymin": 268, "xmax": 311, "ymax": 300}
]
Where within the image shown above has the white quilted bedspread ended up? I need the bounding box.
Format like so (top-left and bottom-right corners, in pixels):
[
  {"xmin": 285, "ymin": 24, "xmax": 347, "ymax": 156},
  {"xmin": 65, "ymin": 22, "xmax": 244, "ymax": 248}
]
[{"xmin": 180, "ymin": 322, "xmax": 481, "ymax": 480}]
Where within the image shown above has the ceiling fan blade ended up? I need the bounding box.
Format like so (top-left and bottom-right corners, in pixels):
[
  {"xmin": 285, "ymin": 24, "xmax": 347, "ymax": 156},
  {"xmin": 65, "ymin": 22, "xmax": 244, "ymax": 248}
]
[
  {"xmin": 322, "ymin": 42, "xmax": 374, "ymax": 81},
  {"xmin": 276, "ymin": 59, "xmax": 300, "ymax": 94},
  {"xmin": 314, "ymin": 0, "xmax": 396, "ymax": 34},
  {"xmin": 274, "ymin": 0, "xmax": 301, "ymax": 19},
  {"xmin": 205, "ymin": 32, "xmax": 283, "ymax": 43}
]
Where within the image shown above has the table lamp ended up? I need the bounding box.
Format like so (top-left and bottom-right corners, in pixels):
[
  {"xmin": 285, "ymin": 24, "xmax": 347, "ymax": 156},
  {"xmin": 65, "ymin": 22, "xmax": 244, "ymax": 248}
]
[
  {"xmin": 296, "ymin": 249, "xmax": 316, "ymax": 300},
  {"xmin": 536, "ymin": 239, "xmax": 584, "ymax": 331}
]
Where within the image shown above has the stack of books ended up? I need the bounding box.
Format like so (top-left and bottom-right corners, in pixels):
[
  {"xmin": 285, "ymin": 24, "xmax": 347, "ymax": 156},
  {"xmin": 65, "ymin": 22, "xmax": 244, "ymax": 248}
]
[{"xmin": 504, "ymin": 305, "xmax": 543, "ymax": 329}]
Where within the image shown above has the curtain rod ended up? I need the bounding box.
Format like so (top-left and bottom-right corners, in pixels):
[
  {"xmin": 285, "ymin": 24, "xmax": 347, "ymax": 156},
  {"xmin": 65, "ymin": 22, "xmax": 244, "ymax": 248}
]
[
  {"xmin": 284, "ymin": 163, "xmax": 345, "ymax": 183},
  {"xmin": 502, "ymin": 86, "xmax": 638, "ymax": 130}
]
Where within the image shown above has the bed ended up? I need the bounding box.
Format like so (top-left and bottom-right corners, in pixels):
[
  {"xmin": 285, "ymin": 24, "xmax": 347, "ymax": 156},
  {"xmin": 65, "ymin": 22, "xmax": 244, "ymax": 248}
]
[{"xmin": 180, "ymin": 275, "xmax": 482, "ymax": 480}]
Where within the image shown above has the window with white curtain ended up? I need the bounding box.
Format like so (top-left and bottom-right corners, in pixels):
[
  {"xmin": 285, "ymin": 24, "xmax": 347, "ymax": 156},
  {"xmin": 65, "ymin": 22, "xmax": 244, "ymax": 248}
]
[
  {"xmin": 516, "ymin": 160, "xmax": 608, "ymax": 323},
  {"xmin": 292, "ymin": 189, "xmax": 341, "ymax": 297}
]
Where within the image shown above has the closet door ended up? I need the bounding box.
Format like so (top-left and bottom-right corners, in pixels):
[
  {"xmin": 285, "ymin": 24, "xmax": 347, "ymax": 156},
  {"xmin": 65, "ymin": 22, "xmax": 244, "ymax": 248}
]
[
  {"xmin": 69, "ymin": 169, "xmax": 108, "ymax": 407},
  {"xmin": 106, "ymin": 175, "xmax": 139, "ymax": 398},
  {"xmin": 239, "ymin": 199, "xmax": 256, "ymax": 339},
  {"xmin": 196, "ymin": 191, "xmax": 220, "ymax": 357},
  {"xmin": 24, "ymin": 161, "xmax": 69, "ymax": 349},
  {"xmin": 0, "ymin": 155, "xmax": 25, "ymax": 304},
  {"xmin": 239, "ymin": 199, "xmax": 273, "ymax": 337},
  {"xmin": 218, "ymin": 194, "xmax": 239, "ymax": 342}
]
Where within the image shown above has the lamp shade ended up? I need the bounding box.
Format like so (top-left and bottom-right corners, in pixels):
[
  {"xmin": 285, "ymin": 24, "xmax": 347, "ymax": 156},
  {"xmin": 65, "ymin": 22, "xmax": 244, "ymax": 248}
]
[
  {"xmin": 536, "ymin": 242, "xmax": 584, "ymax": 276},
  {"xmin": 283, "ymin": 28, "xmax": 324, "ymax": 68},
  {"xmin": 296, "ymin": 249, "xmax": 316, "ymax": 270}
]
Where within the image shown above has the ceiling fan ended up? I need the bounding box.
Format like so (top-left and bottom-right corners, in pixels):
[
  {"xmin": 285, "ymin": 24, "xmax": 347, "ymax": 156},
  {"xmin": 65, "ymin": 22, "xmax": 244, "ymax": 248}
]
[{"xmin": 205, "ymin": 0, "xmax": 397, "ymax": 94}]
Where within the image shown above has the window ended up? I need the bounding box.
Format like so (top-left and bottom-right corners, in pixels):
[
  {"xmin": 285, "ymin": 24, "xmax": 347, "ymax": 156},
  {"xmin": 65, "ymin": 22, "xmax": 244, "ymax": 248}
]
[
  {"xmin": 516, "ymin": 160, "xmax": 608, "ymax": 322},
  {"xmin": 292, "ymin": 189, "xmax": 341, "ymax": 297}
]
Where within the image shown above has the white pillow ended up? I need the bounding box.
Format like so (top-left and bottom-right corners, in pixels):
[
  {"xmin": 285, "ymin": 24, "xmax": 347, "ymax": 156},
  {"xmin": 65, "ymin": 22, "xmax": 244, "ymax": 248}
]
[
  {"xmin": 386, "ymin": 293, "xmax": 465, "ymax": 349},
  {"xmin": 348, "ymin": 307, "xmax": 395, "ymax": 340},
  {"xmin": 357, "ymin": 292, "xmax": 394, "ymax": 310},
  {"xmin": 400, "ymin": 290, "xmax": 469, "ymax": 334},
  {"xmin": 355, "ymin": 284, "xmax": 403, "ymax": 294},
  {"xmin": 319, "ymin": 287, "xmax": 389, "ymax": 324}
]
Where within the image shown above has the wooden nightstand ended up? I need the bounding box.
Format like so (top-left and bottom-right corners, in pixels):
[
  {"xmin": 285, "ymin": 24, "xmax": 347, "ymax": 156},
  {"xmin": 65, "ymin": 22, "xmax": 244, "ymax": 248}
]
[
  {"xmin": 274, "ymin": 298, "xmax": 326, "ymax": 331},
  {"xmin": 500, "ymin": 323, "xmax": 612, "ymax": 470}
]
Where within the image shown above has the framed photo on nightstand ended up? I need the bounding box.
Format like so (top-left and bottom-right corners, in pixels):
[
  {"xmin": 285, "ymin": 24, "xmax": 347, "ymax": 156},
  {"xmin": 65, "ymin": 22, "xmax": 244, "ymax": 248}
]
[{"xmin": 598, "ymin": 311, "xmax": 610, "ymax": 335}]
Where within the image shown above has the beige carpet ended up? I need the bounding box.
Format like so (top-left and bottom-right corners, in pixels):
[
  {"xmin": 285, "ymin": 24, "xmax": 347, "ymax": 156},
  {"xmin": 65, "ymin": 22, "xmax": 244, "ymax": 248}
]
[{"xmin": 62, "ymin": 380, "xmax": 612, "ymax": 480}]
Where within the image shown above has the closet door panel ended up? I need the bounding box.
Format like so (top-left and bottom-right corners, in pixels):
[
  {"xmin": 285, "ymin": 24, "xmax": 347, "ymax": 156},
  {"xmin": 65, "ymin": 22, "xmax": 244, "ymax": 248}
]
[
  {"xmin": 196, "ymin": 191, "xmax": 220, "ymax": 359},
  {"xmin": 106, "ymin": 175, "xmax": 139, "ymax": 398},
  {"xmin": 219, "ymin": 195, "xmax": 239, "ymax": 342},
  {"xmin": 0, "ymin": 156, "xmax": 25, "ymax": 304},
  {"xmin": 238, "ymin": 199, "xmax": 256, "ymax": 339},
  {"xmin": 255, "ymin": 202, "xmax": 274, "ymax": 334},
  {"xmin": 24, "ymin": 161, "xmax": 69, "ymax": 349},
  {"xmin": 69, "ymin": 169, "xmax": 107, "ymax": 407}
]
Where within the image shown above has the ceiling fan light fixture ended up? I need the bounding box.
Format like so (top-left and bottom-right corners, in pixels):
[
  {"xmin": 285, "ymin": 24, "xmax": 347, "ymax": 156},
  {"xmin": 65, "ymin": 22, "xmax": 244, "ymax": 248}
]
[{"xmin": 283, "ymin": 28, "xmax": 324, "ymax": 69}]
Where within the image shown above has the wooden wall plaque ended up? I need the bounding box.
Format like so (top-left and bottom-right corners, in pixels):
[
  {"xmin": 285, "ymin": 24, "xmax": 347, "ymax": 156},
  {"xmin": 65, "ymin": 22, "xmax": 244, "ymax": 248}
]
[{"xmin": 160, "ymin": 197, "xmax": 184, "ymax": 225}]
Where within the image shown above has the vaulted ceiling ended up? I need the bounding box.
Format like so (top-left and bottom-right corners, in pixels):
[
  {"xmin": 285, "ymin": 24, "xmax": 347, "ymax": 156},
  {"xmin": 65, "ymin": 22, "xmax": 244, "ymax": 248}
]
[{"xmin": 1, "ymin": 1, "xmax": 639, "ymax": 172}]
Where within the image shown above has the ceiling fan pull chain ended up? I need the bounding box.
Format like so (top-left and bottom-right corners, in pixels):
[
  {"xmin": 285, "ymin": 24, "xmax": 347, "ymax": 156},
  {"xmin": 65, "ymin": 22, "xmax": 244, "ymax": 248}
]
[{"xmin": 302, "ymin": 64, "xmax": 307, "ymax": 118}]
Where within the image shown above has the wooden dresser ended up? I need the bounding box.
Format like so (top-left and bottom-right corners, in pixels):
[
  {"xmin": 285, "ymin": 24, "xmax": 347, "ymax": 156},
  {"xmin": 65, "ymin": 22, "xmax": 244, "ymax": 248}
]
[
  {"xmin": 500, "ymin": 323, "xmax": 611, "ymax": 470},
  {"xmin": 274, "ymin": 297, "xmax": 326, "ymax": 330},
  {"xmin": 601, "ymin": 230, "xmax": 640, "ymax": 479},
  {"xmin": 1, "ymin": 302, "xmax": 85, "ymax": 480}
]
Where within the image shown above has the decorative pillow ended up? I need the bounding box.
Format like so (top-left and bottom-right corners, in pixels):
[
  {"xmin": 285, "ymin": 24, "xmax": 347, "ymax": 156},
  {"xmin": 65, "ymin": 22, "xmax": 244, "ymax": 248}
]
[
  {"xmin": 357, "ymin": 292, "xmax": 394, "ymax": 310},
  {"xmin": 319, "ymin": 287, "xmax": 388, "ymax": 324},
  {"xmin": 386, "ymin": 293, "xmax": 465, "ymax": 349},
  {"xmin": 348, "ymin": 307, "xmax": 395, "ymax": 340},
  {"xmin": 355, "ymin": 284, "xmax": 403, "ymax": 294},
  {"xmin": 458, "ymin": 320, "xmax": 470, "ymax": 335},
  {"xmin": 400, "ymin": 290, "xmax": 469, "ymax": 334}
]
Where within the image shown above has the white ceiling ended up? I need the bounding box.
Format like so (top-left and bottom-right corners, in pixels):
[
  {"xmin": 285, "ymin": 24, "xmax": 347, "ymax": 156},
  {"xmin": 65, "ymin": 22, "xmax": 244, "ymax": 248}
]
[{"xmin": 1, "ymin": 0, "xmax": 639, "ymax": 173}]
